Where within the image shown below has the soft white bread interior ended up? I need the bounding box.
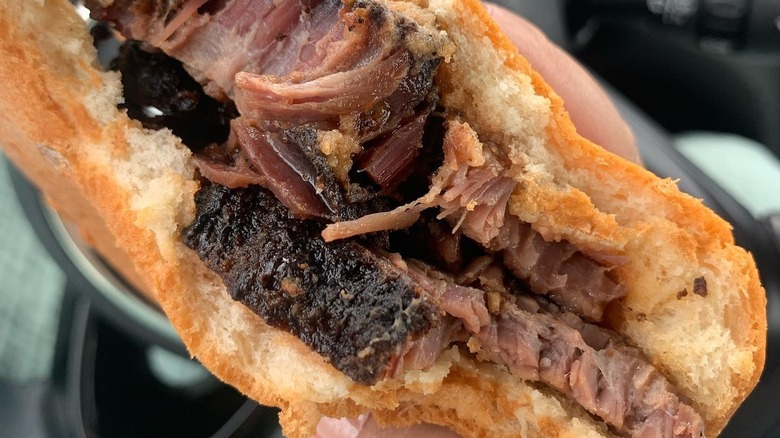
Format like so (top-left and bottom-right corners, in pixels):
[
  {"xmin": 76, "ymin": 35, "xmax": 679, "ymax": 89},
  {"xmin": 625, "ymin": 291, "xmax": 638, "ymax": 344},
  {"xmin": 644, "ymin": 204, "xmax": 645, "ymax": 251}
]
[{"xmin": 0, "ymin": 0, "xmax": 765, "ymax": 437}]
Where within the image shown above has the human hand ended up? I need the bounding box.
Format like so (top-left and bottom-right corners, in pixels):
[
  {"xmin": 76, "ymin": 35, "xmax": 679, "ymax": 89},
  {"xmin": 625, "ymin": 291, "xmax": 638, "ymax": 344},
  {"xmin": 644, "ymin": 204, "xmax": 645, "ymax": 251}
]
[
  {"xmin": 313, "ymin": 4, "xmax": 640, "ymax": 438},
  {"xmin": 313, "ymin": 414, "xmax": 459, "ymax": 438}
]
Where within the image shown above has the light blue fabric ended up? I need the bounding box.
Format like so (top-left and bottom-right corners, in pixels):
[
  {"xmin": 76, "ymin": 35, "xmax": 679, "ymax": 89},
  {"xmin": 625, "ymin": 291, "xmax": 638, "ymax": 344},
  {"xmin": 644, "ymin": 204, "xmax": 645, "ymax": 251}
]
[
  {"xmin": 675, "ymin": 132, "xmax": 780, "ymax": 219},
  {"xmin": 0, "ymin": 153, "xmax": 65, "ymax": 382}
]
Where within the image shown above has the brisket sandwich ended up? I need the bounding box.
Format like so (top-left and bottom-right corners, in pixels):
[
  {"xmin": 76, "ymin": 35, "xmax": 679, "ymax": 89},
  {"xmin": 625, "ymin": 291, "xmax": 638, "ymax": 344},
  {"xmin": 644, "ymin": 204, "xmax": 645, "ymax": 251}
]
[{"xmin": 0, "ymin": 0, "xmax": 766, "ymax": 437}]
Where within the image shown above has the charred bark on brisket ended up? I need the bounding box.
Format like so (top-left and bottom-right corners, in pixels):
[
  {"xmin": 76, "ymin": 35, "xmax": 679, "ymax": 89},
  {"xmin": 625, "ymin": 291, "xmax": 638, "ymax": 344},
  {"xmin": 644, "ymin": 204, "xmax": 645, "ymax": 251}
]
[
  {"xmin": 113, "ymin": 40, "xmax": 237, "ymax": 151},
  {"xmin": 280, "ymin": 125, "xmax": 398, "ymax": 222},
  {"xmin": 182, "ymin": 184, "xmax": 438, "ymax": 384},
  {"xmin": 353, "ymin": 57, "xmax": 442, "ymax": 143}
]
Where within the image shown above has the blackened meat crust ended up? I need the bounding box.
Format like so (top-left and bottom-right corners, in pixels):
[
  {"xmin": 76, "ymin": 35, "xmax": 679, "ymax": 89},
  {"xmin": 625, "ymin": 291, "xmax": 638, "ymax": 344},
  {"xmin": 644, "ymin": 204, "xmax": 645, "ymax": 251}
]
[
  {"xmin": 354, "ymin": 57, "xmax": 442, "ymax": 142},
  {"xmin": 183, "ymin": 184, "xmax": 439, "ymax": 384},
  {"xmin": 113, "ymin": 41, "xmax": 237, "ymax": 151},
  {"xmin": 282, "ymin": 126, "xmax": 345, "ymax": 216}
]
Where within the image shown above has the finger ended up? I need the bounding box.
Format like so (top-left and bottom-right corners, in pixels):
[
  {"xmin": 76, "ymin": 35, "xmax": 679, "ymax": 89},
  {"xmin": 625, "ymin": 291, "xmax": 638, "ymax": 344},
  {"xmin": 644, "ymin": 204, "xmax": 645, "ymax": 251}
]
[
  {"xmin": 313, "ymin": 414, "xmax": 461, "ymax": 438},
  {"xmin": 484, "ymin": 3, "xmax": 640, "ymax": 164}
]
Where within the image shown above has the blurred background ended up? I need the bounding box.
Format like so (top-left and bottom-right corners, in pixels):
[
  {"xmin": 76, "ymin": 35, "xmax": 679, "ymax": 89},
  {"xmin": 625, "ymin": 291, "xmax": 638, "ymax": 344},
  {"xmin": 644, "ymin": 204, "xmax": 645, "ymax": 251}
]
[{"xmin": 1, "ymin": 0, "xmax": 779, "ymax": 436}]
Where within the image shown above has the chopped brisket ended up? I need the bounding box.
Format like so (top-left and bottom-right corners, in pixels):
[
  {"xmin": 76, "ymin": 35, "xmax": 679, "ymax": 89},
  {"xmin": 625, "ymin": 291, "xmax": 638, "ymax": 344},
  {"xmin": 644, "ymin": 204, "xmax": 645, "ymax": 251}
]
[
  {"xmin": 88, "ymin": 0, "xmax": 416, "ymax": 101},
  {"xmin": 85, "ymin": 0, "xmax": 183, "ymax": 42},
  {"xmin": 353, "ymin": 57, "xmax": 442, "ymax": 143},
  {"xmin": 231, "ymin": 119, "xmax": 337, "ymax": 219},
  {"xmin": 221, "ymin": 118, "xmax": 401, "ymax": 221},
  {"xmin": 396, "ymin": 261, "xmax": 705, "ymax": 438},
  {"xmin": 99, "ymin": 0, "xmax": 445, "ymax": 221},
  {"xmin": 191, "ymin": 154, "xmax": 266, "ymax": 188},
  {"xmin": 235, "ymin": 50, "xmax": 411, "ymax": 124},
  {"xmin": 325, "ymin": 121, "xmax": 627, "ymax": 321},
  {"xmin": 498, "ymin": 217, "xmax": 627, "ymax": 322},
  {"xmin": 89, "ymin": 0, "xmax": 325, "ymax": 98},
  {"xmin": 359, "ymin": 99, "xmax": 436, "ymax": 190}
]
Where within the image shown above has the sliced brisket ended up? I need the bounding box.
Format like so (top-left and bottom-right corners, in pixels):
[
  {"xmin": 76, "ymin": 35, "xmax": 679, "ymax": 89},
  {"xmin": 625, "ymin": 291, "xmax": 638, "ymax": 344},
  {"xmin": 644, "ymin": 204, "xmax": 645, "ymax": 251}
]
[
  {"xmin": 89, "ymin": 0, "xmax": 341, "ymax": 99},
  {"xmin": 182, "ymin": 183, "xmax": 438, "ymax": 385},
  {"xmin": 183, "ymin": 182, "xmax": 704, "ymax": 435},
  {"xmin": 182, "ymin": 177, "xmax": 697, "ymax": 432}
]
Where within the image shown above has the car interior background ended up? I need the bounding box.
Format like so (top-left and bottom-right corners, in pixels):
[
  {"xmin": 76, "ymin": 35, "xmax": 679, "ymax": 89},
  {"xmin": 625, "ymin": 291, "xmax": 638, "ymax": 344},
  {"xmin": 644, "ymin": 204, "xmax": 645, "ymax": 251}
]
[{"xmin": 0, "ymin": 0, "xmax": 778, "ymax": 437}]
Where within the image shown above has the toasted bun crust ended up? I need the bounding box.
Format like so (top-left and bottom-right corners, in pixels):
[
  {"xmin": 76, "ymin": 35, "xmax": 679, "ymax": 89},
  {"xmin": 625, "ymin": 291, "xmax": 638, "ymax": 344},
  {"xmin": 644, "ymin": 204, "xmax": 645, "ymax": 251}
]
[{"xmin": 0, "ymin": 0, "xmax": 765, "ymax": 437}]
